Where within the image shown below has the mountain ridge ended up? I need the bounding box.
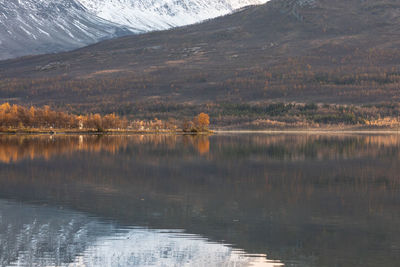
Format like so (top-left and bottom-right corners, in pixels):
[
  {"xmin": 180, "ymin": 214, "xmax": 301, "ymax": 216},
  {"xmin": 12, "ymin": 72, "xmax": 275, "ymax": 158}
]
[
  {"xmin": 77, "ymin": 0, "xmax": 268, "ymax": 32},
  {"xmin": 0, "ymin": 0, "xmax": 131, "ymax": 60},
  {"xmin": 0, "ymin": 0, "xmax": 266, "ymax": 60}
]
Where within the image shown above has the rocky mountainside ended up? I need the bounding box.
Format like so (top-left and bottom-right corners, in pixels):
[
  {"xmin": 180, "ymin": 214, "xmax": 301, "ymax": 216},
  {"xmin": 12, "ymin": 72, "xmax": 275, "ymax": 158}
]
[
  {"xmin": 0, "ymin": 0, "xmax": 131, "ymax": 60},
  {"xmin": 78, "ymin": 0, "xmax": 268, "ymax": 32},
  {"xmin": 0, "ymin": 0, "xmax": 266, "ymax": 60}
]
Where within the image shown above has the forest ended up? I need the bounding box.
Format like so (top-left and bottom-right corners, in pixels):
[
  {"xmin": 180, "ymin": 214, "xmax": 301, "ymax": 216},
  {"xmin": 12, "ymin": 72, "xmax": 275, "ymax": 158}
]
[
  {"xmin": 0, "ymin": 102, "xmax": 125, "ymax": 131},
  {"xmin": 0, "ymin": 103, "xmax": 210, "ymax": 132}
]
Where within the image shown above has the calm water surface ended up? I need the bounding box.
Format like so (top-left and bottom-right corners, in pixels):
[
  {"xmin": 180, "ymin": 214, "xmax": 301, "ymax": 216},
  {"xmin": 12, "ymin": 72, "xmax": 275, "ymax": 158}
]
[{"xmin": 0, "ymin": 133, "xmax": 399, "ymax": 267}]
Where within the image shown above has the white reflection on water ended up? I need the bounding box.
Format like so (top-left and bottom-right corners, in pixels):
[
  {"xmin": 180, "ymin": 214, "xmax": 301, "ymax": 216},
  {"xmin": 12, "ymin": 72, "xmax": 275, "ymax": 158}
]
[
  {"xmin": 68, "ymin": 229, "xmax": 283, "ymax": 267},
  {"xmin": 0, "ymin": 200, "xmax": 282, "ymax": 267}
]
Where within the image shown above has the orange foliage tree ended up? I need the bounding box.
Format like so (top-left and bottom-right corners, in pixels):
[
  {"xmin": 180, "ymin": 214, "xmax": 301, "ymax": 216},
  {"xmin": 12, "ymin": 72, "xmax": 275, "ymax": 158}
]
[{"xmin": 194, "ymin": 113, "xmax": 210, "ymax": 132}]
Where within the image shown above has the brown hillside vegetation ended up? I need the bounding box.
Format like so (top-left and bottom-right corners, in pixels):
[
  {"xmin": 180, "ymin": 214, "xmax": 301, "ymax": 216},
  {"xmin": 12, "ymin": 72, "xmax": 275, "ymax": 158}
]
[{"xmin": 0, "ymin": 0, "xmax": 400, "ymax": 126}]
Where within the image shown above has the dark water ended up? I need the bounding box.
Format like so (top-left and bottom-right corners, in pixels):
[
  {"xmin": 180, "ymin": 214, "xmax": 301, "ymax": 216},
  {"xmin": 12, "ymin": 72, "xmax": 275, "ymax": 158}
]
[{"xmin": 0, "ymin": 133, "xmax": 400, "ymax": 267}]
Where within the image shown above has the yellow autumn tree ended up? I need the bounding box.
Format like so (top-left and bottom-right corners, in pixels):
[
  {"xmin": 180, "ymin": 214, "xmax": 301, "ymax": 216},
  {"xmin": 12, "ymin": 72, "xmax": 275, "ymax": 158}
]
[{"xmin": 194, "ymin": 112, "xmax": 210, "ymax": 132}]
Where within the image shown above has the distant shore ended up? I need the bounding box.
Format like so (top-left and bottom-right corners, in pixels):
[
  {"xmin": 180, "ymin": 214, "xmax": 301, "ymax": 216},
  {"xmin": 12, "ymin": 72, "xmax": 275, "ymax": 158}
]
[
  {"xmin": 215, "ymin": 126, "xmax": 400, "ymax": 134},
  {"xmin": 0, "ymin": 128, "xmax": 213, "ymax": 135},
  {"xmin": 215, "ymin": 129, "xmax": 400, "ymax": 134},
  {"xmin": 0, "ymin": 127, "xmax": 399, "ymax": 135}
]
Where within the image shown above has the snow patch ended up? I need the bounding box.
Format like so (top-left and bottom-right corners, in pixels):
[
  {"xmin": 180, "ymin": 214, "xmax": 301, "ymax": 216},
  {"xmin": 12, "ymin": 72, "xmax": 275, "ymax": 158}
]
[{"xmin": 77, "ymin": 0, "xmax": 269, "ymax": 32}]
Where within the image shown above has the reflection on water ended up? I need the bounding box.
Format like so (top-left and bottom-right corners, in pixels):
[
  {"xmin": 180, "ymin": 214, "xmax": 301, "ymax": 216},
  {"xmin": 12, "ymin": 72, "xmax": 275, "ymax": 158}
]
[
  {"xmin": 0, "ymin": 133, "xmax": 400, "ymax": 266},
  {"xmin": 0, "ymin": 200, "xmax": 281, "ymax": 267},
  {"xmin": 1, "ymin": 133, "xmax": 400, "ymax": 163},
  {"xmin": 0, "ymin": 135, "xmax": 211, "ymax": 163}
]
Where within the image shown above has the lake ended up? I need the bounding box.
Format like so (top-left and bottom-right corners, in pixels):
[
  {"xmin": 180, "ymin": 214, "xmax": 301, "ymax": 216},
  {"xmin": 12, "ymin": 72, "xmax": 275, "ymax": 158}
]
[{"xmin": 0, "ymin": 133, "xmax": 399, "ymax": 267}]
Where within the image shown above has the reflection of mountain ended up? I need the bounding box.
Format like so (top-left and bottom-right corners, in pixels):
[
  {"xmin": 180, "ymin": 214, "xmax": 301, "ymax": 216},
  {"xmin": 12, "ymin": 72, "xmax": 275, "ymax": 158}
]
[
  {"xmin": 0, "ymin": 200, "xmax": 281, "ymax": 267},
  {"xmin": 0, "ymin": 134, "xmax": 400, "ymax": 266},
  {"xmin": 0, "ymin": 199, "xmax": 107, "ymax": 266}
]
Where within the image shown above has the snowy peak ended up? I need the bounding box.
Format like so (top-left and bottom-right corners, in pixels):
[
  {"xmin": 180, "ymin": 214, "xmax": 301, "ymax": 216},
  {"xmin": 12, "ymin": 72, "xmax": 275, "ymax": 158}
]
[
  {"xmin": 0, "ymin": 0, "xmax": 131, "ymax": 60},
  {"xmin": 77, "ymin": 0, "xmax": 269, "ymax": 32},
  {"xmin": 0, "ymin": 0, "xmax": 268, "ymax": 60}
]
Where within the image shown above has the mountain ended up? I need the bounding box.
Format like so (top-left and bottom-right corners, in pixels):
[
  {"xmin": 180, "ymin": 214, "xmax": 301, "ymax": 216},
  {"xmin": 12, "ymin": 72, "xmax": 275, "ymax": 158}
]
[
  {"xmin": 0, "ymin": 0, "xmax": 267, "ymax": 60},
  {"xmin": 0, "ymin": 0, "xmax": 399, "ymax": 122},
  {"xmin": 0, "ymin": 0, "xmax": 132, "ymax": 60},
  {"xmin": 78, "ymin": 0, "xmax": 268, "ymax": 32}
]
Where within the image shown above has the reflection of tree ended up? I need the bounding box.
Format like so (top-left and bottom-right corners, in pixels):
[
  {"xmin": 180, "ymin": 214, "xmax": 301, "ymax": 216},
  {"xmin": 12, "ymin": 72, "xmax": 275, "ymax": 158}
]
[
  {"xmin": 217, "ymin": 134, "xmax": 400, "ymax": 161},
  {"xmin": 0, "ymin": 134, "xmax": 211, "ymax": 163},
  {"xmin": 183, "ymin": 135, "xmax": 210, "ymax": 155},
  {"xmin": 2, "ymin": 134, "xmax": 400, "ymax": 164},
  {"xmin": 0, "ymin": 135, "xmax": 128, "ymax": 163},
  {"xmin": 196, "ymin": 137, "xmax": 210, "ymax": 155}
]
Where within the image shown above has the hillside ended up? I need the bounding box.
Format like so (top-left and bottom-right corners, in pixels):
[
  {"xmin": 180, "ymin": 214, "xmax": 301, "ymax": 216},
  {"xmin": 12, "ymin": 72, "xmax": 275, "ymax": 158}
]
[
  {"xmin": 0, "ymin": 0, "xmax": 264, "ymax": 60},
  {"xmin": 78, "ymin": 0, "xmax": 268, "ymax": 32},
  {"xmin": 0, "ymin": 0, "xmax": 400, "ymax": 126},
  {"xmin": 0, "ymin": 0, "xmax": 131, "ymax": 60}
]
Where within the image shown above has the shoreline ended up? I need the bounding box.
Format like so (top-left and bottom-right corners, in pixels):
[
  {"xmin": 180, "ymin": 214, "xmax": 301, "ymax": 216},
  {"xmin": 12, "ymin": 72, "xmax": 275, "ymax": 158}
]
[
  {"xmin": 214, "ymin": 129, "xmax": 400, "ymax": 134},
  {"xmin": 0, "ymin": 128, "xmax": 399, "ymax": 135},
  {"xmin": 0, "ymin": 129, "xmax": 213, "ymax": 135}
]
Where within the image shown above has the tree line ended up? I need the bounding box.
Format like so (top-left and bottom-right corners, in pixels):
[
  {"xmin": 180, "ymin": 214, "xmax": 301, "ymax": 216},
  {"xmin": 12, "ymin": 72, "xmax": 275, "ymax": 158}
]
[
  {"xmin": 0, "ymin": 103, "xmax": 125, "ymax": 131},
  {"xmin": 0, "ymin": 103, "xmax": 212, "ymax": 132}
]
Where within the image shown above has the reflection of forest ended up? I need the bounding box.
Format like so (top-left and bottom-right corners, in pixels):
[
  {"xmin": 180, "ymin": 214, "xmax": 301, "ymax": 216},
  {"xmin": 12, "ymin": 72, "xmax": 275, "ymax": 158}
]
[
  {"xmin": 0, "ymin": 134, "xmax": 399, "ymax": 163},
  {"xmin": 0, "ymin": 134, "xmax": 211, "ymax": 163},
  {"xmin": 1, "ymin": 134, "xmax": 400, "ymax": 266}
]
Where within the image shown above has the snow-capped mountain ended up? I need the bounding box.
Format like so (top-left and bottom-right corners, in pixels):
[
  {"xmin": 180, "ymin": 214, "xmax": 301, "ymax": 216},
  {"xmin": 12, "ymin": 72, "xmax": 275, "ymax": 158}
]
[
  {"xmin": 0, "ymin": 0, "xmax": 268, "ymax": 60},
  {"xmin": 0, "ymin": 0, "xmax": 131, "ymax": 60},
  {"xmin": 77, "ymin": 0, "xmax": 269, "ymax": 32}
]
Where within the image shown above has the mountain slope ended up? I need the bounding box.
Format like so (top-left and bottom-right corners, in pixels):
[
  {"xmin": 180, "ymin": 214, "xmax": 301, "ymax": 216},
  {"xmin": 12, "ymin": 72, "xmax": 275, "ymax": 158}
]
[
  {"xmin": 0, "ymin": 0, "xmax": 267, "ymax": 60},
  {"xmin": 0, "ymin": 0, "xmax": 131, "ymax": 60},
  {"xmin": 0, "ymin": 0, "xmax": 400, "ymax": 120},
  {"xmin": 77, "ymin": 0, "xmax": 268, "ymax": 32}
]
